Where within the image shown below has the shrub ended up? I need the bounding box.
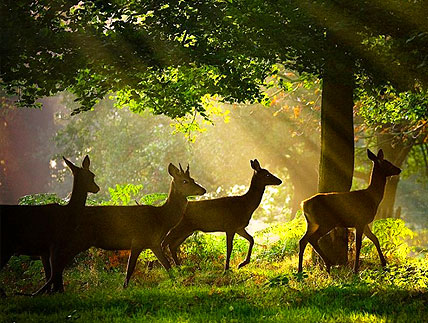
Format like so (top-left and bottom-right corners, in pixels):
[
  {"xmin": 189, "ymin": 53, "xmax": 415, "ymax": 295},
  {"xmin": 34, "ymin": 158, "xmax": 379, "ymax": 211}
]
[
  {"xmin": 18, "ymin": 193, "xmax": 66, "ymax": 205},
  {"xmin": 255, "ymin": 216, "xmax": 306, "ymax": 260},
  {"xmin": 361, "ymin": 218, "xmax": 414, "ymax": 262}
]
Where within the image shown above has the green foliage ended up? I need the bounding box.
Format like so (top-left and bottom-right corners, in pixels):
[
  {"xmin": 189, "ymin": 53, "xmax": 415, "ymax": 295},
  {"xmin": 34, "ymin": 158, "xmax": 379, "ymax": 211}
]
[
  {"xmin": 105, "ymin": 184, "xmax": 144, "ymax": 206},
  {"xmin": 361, "ymin": 263, "xmax": 428, "ymax": 289},
  {"xmin": 264, "ymin": 272, "xmax": 308, "ymax": 288},
  {"xmin": 18, "ymin": 193, "xmax": 66, "ymax": 206},
  {"xmin": 2, "ymin": 0, "xmax": 428, "ymax": 117},
  {"xmin": 52, "ymin": 98, "xmax": 186, "ymax": 200},
  {"xmin": 356, "ymin": 86, "xmax": 428, "ymax": 126},
  {"xmin": 362, "ymin": 219, "xmax": 414, "ymax": 262},
  {"xmin": 181, "ymin": 232, "xmax": 236, "ymax": 265},
  {"xmin": 138, "ymin": 193, "xmax": 168, "ymax": 206},
  {"xmin": 256, "ymin": 216, "xmax": 307, "ymax": 260},
  {"xmin": 103, "ymin": 184, "xmax": 167, "ymax": 207}
]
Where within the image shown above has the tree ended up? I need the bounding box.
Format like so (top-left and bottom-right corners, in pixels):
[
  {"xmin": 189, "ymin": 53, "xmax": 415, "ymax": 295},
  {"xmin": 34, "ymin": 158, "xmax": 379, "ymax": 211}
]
[{"xmin": 2, "ymin": 1, "xmax": 428, "ymax": 264}]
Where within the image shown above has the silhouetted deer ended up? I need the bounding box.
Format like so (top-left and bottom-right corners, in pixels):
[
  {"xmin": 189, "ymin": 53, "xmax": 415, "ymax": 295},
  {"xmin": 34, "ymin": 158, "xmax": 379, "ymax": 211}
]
[
  {"xmin": 34, "ymin": 163, "xmax": 205, "ymax": 294},
  {"xmin": 298, "ymin": 149, "xmax": 401, "ymax": 274},
  {"xmin": 0, "ymin": 156, "xmax": 99, "ymax": 295},
  {"xmin": 163, "ymin": 159, "xmax": 282, "ymax": 270}
]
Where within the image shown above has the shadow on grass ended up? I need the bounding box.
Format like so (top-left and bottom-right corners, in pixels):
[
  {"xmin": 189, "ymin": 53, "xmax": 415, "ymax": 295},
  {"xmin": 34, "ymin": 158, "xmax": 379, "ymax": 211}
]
[{"xmin": 1, "ymin": 283, "xmax": 427, "ymax": 322}]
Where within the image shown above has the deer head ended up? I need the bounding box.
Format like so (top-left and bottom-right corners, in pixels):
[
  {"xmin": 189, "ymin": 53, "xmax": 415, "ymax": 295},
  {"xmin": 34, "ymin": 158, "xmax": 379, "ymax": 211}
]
[
  {"xmin": 168, "ymin": 163, "xmax": 206, "ymax": 197},
  {"xmin": 63, "ymin": 155, "xmax": 100, "ymax": 194},
  {"xmin": 367, "ymin": 149, "xmax": 401, "ymax": 177},
  {"xmin": 251, "ymin": 159, "xmax": 282, "ymax": 186}
]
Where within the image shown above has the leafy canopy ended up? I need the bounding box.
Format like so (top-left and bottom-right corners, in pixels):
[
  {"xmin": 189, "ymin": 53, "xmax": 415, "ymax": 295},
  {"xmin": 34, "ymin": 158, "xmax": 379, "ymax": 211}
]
[{"xmin": 1, "ymin": 1, "xmax": 427, "ymax": 117}]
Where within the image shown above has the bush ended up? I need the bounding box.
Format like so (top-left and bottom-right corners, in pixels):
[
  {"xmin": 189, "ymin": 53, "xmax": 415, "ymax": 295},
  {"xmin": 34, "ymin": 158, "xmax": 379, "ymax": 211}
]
[
  {"xmin": 361, "ymin": 218, "xmax": 414, "ymax": 262},
  {"xmin": 164, "ymin": 232, "xmax": 249, "ymax": 267},
  {"xmin": 360, "ymin": 262, "xmax": 428, "ymax": 289},
  {"xmin": 18, "ymin": 193, "xmax": 66, "ymax": 205},
  {"xmin": 256, "ymin": 216, "xmax": 306, "ymax": 260}
]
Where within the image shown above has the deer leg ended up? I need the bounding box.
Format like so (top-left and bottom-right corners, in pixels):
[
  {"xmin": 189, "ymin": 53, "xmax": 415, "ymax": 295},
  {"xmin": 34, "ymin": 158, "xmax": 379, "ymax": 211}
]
[
  {"xmin": 236, "ymin": 228, "xmax": 254, "ymax": 269},
  {"xmin": 151, "ymin": 246, "xmax": 172, "ymax": 271},
  {"xmin": 364, "ymin": 225, "xmax": 386, "ymax": 267},
  {"xmin": 33, "ymin": 278, "xmax": 53, "ymax": 296},
  {"xmin": 40, "ymin": 254, "xmax": 53, "ymax": 293},
  {"xmin": 47, "ymin": 249, "xmax": 72, "ymax": 294},
  {"xmin": 354, "ymin": 227, "xmax": 364, "ymax": 273},
  {"xmin": 164, "ymin": 227, "xmax": 194, "ymax": 266},
  {"xmin": 308, "ymin": 229, "xmax": 333, "ymax": 273},
  {"xmin": 225, "ymin": 232, "xmax": 235, "ymax": 271},
  {"xmin": 298, "ymin": 224, "xmax": 318, "ymax": 272},
  {"xmin": 33, "ymin": 255, "xmax": 62, "ymax": 295},
  {"xmin": 123, "ymin": 247, "xmax": 143, "ymax": 288},
  {"xmin": 0, "ymin": 251, "xmax": 12, "ymax": 297},
  {"xmin": 33, "ymin": 252, "xmax": 57, "ymax": 295},
  {"xmin": 41, "ymin": 254, "xmax": 51, "ymax": 281}
]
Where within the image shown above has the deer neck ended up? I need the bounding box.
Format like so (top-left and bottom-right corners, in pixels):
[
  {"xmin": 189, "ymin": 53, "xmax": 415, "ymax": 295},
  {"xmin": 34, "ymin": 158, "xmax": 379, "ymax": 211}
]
[
  {"xmin": 162, "ymin": 181, "xmax": 188, "ymax": 227},
  {"xmin": 366, "ymin": 164, "xmax": 387, "ymax": 205},
  {"xmin": 68, "ymin": 178, "xmax": 88, "ymax": 209},
  {"xmin": 244, "ymin": 175, "xmax": 265, "ymax": 213}
]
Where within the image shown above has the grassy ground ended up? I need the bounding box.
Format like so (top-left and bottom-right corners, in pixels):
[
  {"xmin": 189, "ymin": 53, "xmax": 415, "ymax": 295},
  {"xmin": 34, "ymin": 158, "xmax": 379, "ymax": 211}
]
[{"xmin": 1, "ymin": 252, "xmax": 427, "ymax": 323}]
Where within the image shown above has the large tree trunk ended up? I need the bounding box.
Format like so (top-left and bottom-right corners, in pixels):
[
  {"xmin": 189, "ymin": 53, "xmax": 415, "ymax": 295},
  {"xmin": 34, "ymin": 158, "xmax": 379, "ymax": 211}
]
[{"xmin": 317, "ymin": 53, "xmax": 355, "ymax": 266}]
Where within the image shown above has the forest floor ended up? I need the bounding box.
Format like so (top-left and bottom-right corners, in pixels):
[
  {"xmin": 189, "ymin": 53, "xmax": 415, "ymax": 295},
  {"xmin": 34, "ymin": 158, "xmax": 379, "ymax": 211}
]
[{"xmin": 1, "ymin": 253, "xmax": 427, "ymax": 322}]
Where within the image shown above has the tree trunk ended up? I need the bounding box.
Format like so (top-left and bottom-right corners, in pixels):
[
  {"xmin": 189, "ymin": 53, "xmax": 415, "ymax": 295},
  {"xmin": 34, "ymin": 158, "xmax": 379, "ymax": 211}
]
[
  {"xmin": 282, "ymin": 156, "xmax": 318, "ymax": 218},
  {"xmin": 375, "ymin": 128, "xmax": 414, "ymax": 219},
  {"xmin": 376, "ymin": 176, "xmax": 400, "ymax": 219},
  {"xmin": 0, "ymin": 98, "xmax": 58, "ymax": 203},
  {"xmin": 316, "ymin": 52, "xmax": 355, "ymax": 266}
]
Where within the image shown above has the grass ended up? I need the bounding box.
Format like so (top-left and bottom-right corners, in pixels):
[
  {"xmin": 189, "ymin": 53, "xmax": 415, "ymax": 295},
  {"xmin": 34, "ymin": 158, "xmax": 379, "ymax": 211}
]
[
  {"xmin": 1, "ymin": 251, "xmax": 427, "ymax": 323},
  {"xmin": 1, "ymin": 218, "xmax": 426, "ymax": 322}
]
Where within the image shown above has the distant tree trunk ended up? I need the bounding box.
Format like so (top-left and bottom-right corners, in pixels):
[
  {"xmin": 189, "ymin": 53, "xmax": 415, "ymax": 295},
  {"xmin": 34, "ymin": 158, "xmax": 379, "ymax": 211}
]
[
  {"xmin": 317, "ymin": 49, "xmax": 355, "ymax": 266},
  {"xmin": 376, "ymin": 128, "xmax": 414, "ymax": 219},
  {"xmin": 282, "ymin": 156, "xmax": 318, "ymax": 218},
  {"xmin": 0, "ymin": 98, "xmax": 58, "ymax": 203},
  {"xmin": 377, "ymin": 176, "xmax": 400, "ymax": 219}
]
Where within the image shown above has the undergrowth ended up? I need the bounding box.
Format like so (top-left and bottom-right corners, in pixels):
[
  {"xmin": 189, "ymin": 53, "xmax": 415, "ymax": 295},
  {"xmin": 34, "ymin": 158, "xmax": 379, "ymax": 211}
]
[{"xmin": 2, "ymin": 194, "xmax": 427, "ymax": 322}]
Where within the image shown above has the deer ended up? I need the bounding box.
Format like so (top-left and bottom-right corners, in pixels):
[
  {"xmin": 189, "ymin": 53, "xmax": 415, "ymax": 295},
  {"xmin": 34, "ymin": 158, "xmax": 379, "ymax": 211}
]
[
  {"xmin": 0, "ymin": 156, "xmax": 99, "ymax": 295},
  {"xmin": 298, "ymin": 149, "xmax": 401, "ymax": 274},
  {"xmin": 33, "ymin": 163, "xmax": 206, "ymax": 295},
  {"xmin": 163, "ymin": 159, "xmax": 282, "ymax": 271}
]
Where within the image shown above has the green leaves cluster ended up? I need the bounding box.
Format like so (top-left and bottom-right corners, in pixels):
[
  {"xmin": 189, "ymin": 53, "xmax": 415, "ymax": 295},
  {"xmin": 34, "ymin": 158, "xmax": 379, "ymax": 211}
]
[
  {"xmin": 361, "ymin": 264, "xmax": 428, "ymax": 289},
  {"xmin": 104, "ymin": 184, "xmax": 167, "ymax": 206},
  {"xmin": 256, "ymin": 216, "xmax": 307, "ymax": 260},
  {"xmin": 105, "ymin": 184, "xmax": 144, "ymax": 206},
  {"xmin": 18, "ymin": 193, "xmax": 66, "ymax": 206},
  {"xmin": 2, "ymin": 0, "xmax": 427, "ymax": 121},
  {"xmin": 356, "ymin": 85, "xmax": 428, "ymax": 126},
  {"xmin": 362, "ymin": 218, "xmax": 414, "ymax": 262}
]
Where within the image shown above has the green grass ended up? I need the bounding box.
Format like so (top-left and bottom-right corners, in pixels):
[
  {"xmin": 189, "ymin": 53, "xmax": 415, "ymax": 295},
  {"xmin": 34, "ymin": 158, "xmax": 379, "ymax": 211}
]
[{"xmin": 1, "ymin": 253, "xmax": 427, "ymax": 323}]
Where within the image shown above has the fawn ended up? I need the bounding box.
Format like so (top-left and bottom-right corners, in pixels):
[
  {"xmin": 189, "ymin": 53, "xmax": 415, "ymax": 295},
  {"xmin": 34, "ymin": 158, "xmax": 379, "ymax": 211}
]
[
  {"xmin": 0, "ymin": 156, "xmax": 99, "ymax": 295},
  {"xmin": 163, "ymin": 159, "xmax": 282, "ymax": 270},
  {"xmin": 33, "ymin": 163, "xmax": 205, "ymax": 294},
  {"xmin": 298, "ymin": 149, "xmax": 401, "ymax": 274}
]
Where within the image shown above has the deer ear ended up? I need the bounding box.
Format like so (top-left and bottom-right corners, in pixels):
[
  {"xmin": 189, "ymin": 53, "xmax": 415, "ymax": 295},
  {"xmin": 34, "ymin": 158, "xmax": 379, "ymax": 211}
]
[
  {"xmin": 82, "ymin": 155, "xmax": 90, "ymax": 170},
  {"xmin": 168, "ymin": 163, "xmax": 180, "ymax": 177},
  {"xmin": 251, "ymin": 159, "xmax": 261, "ymax": 171},
  {"xmin": 63, "ymin": 157, "xmax": 77, "ymax": 173},
  {"xmin": 377, "ymin": 149, "xmax": 384, "ymax": 160},
  {"xmin": 367, "ymin": 149, "xmax": 377, "ymax": 162}
]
